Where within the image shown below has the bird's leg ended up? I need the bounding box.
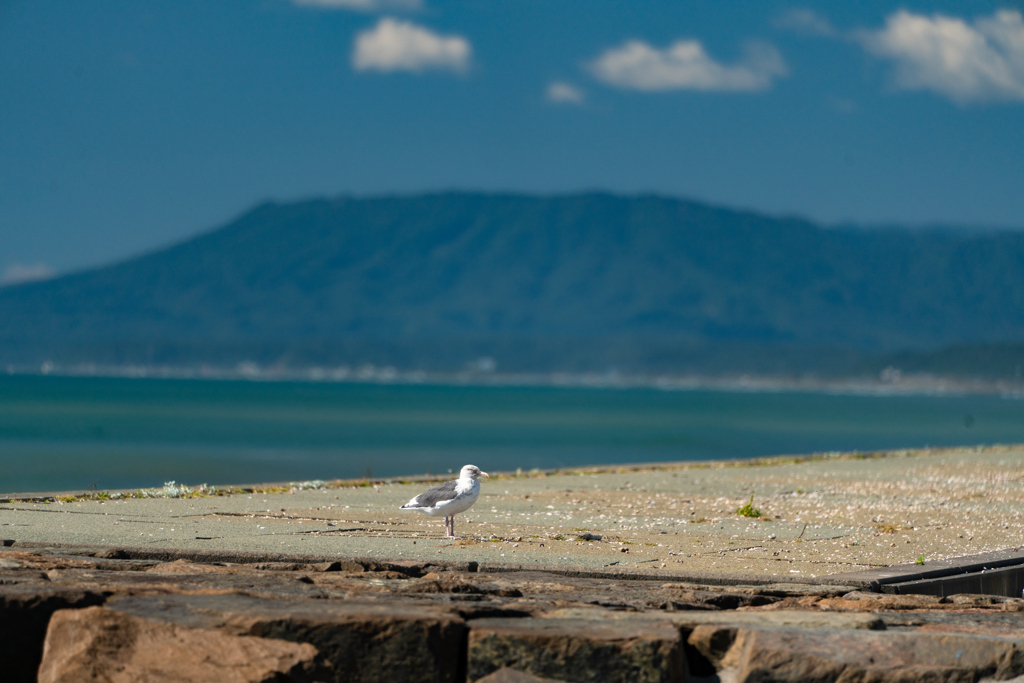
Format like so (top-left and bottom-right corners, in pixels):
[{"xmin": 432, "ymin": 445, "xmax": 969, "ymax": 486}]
[{"xmin": 444, "ymin": 516, "xmax": 453, "ymax": 538}]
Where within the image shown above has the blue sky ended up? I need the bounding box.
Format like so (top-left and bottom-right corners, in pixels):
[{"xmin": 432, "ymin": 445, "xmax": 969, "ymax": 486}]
[{"xmin": 2, "ymin": 0, "xmax": 1023, "ymax": 282}]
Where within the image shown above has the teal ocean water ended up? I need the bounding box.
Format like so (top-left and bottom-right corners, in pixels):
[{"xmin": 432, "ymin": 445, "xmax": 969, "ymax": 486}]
[{"xmin": 1, "ymin": 375, "xmax": 1021, "ymax": 493}]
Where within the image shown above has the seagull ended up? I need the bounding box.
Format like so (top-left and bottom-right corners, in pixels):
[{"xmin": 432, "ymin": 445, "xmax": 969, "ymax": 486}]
[{"xmin": 400, "ymin": 464, "xmax": 489, "ymax": 539}]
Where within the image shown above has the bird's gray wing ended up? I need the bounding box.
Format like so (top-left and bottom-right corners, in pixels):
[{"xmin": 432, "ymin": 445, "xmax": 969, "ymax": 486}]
[{"xmin": 404, "ymin": 480, "xmax": 459, "ymax": 508}]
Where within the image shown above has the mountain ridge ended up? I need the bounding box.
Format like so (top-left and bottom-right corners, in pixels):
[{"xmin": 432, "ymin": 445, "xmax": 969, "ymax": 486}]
[{"xmin": 2, "ymin": 191, "xmax": 1024, "ymax": 376}]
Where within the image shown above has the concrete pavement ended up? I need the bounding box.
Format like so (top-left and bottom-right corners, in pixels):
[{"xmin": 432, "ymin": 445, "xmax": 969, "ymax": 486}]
[{"xmin": 3, "ymin": 444, "xmax": 1023, "ymax": 583}]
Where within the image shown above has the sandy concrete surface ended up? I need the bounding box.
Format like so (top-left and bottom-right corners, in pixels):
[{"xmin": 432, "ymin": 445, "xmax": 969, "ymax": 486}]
[{"xmin": 2, "ymin": 444, "xmax": 1022, "ymax": 580}]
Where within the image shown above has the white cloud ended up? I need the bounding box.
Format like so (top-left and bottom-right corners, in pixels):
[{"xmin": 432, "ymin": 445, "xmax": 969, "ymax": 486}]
[
  {"xmin": 353, "ymin": 17, "xmax": 471, "ymax": 74},
  {"xmin": 546, "ymin": 81, "xmax": 584, "ymax": 104},
  {"xmin": 292, "ymin": 0, "xmax": 421, "ymax": 12},
  {"xmin": 859, "ymin": 9, "xmax": 1024, "ymax": 104},
  {"xmin": 774, "ymin": 9, "xmax": 835, "ymax": 37},
  {"xmin": 589, "ymin": 39, "xmax": 787, "ymax": 92},
  {"xmin": 1, "ymin": 263, "xmax": 55, "ymax": 287}
]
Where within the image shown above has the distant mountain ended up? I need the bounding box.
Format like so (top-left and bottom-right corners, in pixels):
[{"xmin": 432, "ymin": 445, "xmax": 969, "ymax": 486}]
[{"xmin": 2, "ymin": 192, "xmax": 1024, "ymax": 376}]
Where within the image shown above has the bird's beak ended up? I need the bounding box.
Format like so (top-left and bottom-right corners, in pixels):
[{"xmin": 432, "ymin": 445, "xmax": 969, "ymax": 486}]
[{"xmin": 481, "ymin": 471, "xmax": 490, "ymax": 478}]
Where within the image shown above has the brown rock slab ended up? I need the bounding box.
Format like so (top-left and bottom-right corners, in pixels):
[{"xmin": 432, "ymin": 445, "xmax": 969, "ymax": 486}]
[
  {"xmin": 0, "ymin": 584, "xmax": 107, "ymax": 683},
  {"xmin": 544, "ymin": 606, "xmax": 886, "ymax": 632},
  {"xmin": 661, "ymin": 587, "xmax": 778, "ymax": 610},
  {"xmin": 475, "ymin": 668, "xmax": 568, "ymax": 683},
  {"xmin": 105, "ymin": 592, "xmax": 467, "ymax": 683},
  {"xmin": 814, "ymin": 592, "xmax": 946, "ymax": 612},
  {"xmin": 467, "ymin": 616, "xmax": 684, "ymax": 683},
  {"xmin": 143, "ymin": 559, "xmax": 239, "ymax": 573},
  {"xmin": 38, "ymin": 606, "xmax": 325, "ymax": 683},
  {"xmin": 43, "ymin": 564, "xmax": 337, "ymax": 601},
  {"xmin": 721, "ymin": 627, "xmax": 1024, "ymax": 682},
  {"xmin": 915, "ymin": 623, "xmax": 1024, "ymax": 640}
]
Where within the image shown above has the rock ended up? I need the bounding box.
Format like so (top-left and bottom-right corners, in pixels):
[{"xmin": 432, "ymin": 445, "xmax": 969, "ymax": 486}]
[
  {"xmin": 664, "ymin": 588, "xmax": 778, "ymax": 610},
  {"xmin": 731, "ymin": 629, "xmax": 849, "ymax": 683},
  {"xmin": 106, "ymin": 593, "xmax": 467, "ymax": 683},
  {"xmin": 915, "ymin": 623, "xmax": 1024, "ymax": 640},
  {"xmin": 467, "ymin": 617, "xmax": 684, "ymax": 683},
  {"xmin": 720, "ymin": 627, "xmax": 1024, "ymax": 682},
  {"xmin": 41, "ymin": 567, "xmax": 332, "ymax": 603},
  {"xmin": 399, "ymin": 576, "xmax": 523, "ymax": 598},
  {"xmin": 946, "ymin": 594, "xmax": 998, "ymax": 607},
  {"xmin": 9, "ymin": 547, "xmax": 1024, "ymax": 683},
  {"xmin": 545, "ymin": 607, "xmax": 886, "ymax": 633},
  {"xmin": 0, "ymin": 584, "xmax": 107, "ymax": 683},
  {"xmin": 38, "ymin": 606, "xmax": 326, "ymax": 683},
  {"xmin": 251, "ymin": 561, "xmax": 357, "ymax": 572},
  {"xmin": 823, "ymin": 592, "xmax": 946, "ymax": 611},
  {"xmin": 144, "ymin": 559, "xmax": 236, "ymax": 573},
  {"xmin": 475, "ymin": 667, "xmax": 568, "ymax": 683},
  {"xmin": 685, "ymin": 625, "xmax": 738, "ymax": 677}
]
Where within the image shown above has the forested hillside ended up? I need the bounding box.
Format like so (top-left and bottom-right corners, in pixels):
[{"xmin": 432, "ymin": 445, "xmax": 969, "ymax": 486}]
[{"xmin": 3, "ymin": 192, "xmax": 1023, "ymax": 376}]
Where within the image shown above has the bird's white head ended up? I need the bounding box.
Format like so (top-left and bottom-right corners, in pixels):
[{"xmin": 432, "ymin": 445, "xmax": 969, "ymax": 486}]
[{"xmin": 460, "ymin": 464, "xmax": 489, "ymax": 480}]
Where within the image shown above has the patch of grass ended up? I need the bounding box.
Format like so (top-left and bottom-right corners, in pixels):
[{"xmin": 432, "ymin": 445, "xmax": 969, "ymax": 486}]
[
  {"xmin": 553, "ymin": 535, "xmax": 566, "ymax": 541},
  {"xmin": 56, "ymin": 491, "xmax": 114, "ymax": 503},
  {"xmin": 916, "ymin": 555, "xmax": 926, "ymax": 565},
  {"xmin": 253, "ymin": 486, "xmax": 289, "ymax": 495},
  {"xmin": 736, "ymin": 494, "xmax": 762, "ymax": 518}
]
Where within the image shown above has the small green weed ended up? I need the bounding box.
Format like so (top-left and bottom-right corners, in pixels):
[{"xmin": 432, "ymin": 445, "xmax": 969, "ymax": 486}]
[{"xmin": 736, "ymin": 494, "xmax": 762, "ymax": 518}]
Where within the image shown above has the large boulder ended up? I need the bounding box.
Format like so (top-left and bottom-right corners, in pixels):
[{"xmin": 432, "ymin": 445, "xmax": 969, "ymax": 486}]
[
  {"xmin": 105, "ymin": 593, "xmax": 468, "ymax": 683},
  {"xmin": 38, "ymin": 606, "xmax": 327, "ymax": 683},
  {"xmin": 467, "ymin": 616, "xmax": 684, "ymax": 683},
  {"xmin": 0, "ymin": 584, "xmax": 107, "ymax": 683}
]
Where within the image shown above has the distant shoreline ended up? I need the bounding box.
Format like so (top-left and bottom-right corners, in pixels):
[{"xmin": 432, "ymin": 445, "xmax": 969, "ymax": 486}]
[{"xmin": 5, "ymin": 362, "xmax": 1023, "ymax": 398}]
